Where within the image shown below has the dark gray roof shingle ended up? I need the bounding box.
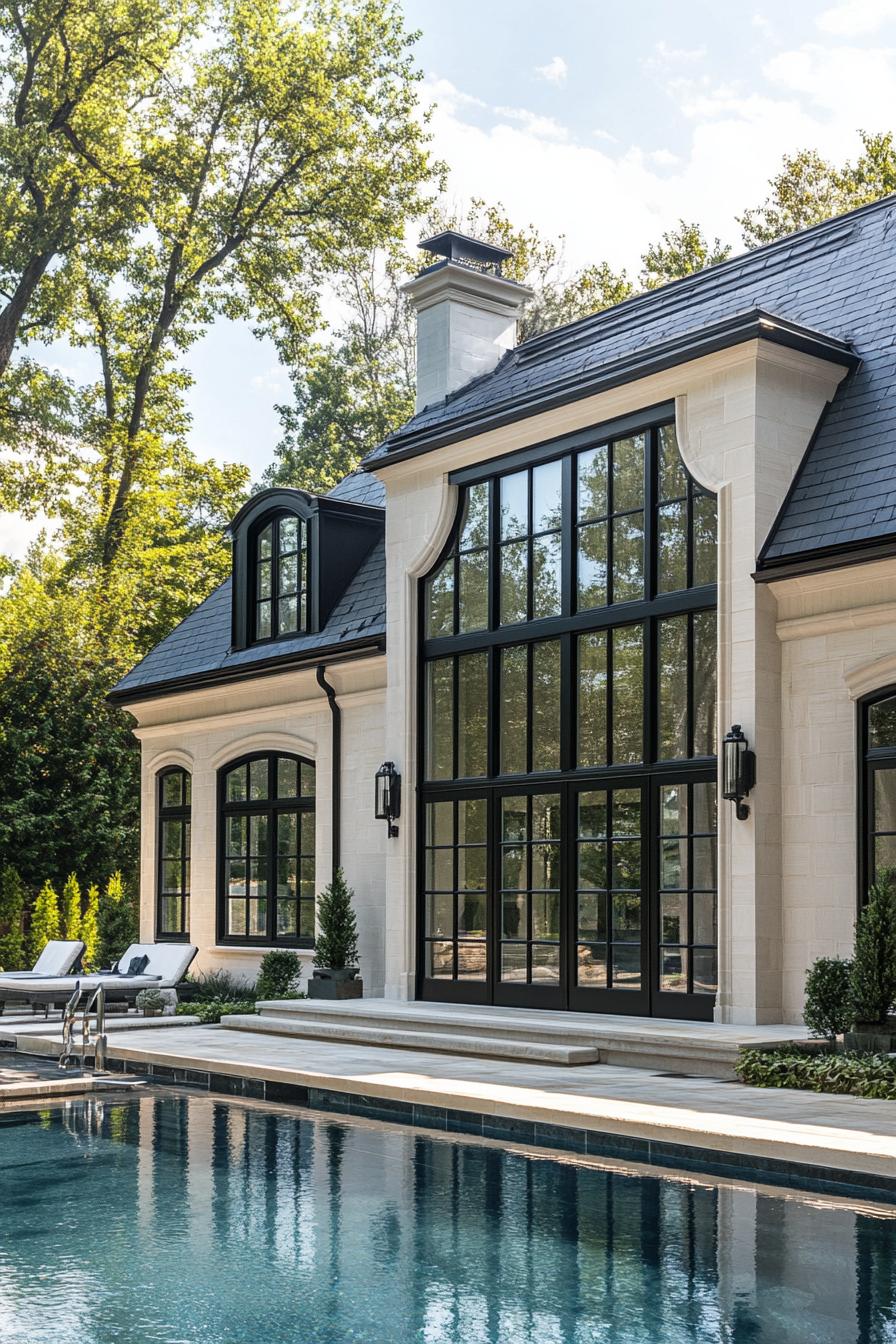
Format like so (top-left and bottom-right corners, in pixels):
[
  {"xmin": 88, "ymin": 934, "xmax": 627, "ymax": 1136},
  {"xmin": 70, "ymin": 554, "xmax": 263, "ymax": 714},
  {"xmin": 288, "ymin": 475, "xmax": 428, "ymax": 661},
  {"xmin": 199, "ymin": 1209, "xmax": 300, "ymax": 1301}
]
[{"xmin": 366, "ymin": 196, "xmax": 896, "ymax": 567}]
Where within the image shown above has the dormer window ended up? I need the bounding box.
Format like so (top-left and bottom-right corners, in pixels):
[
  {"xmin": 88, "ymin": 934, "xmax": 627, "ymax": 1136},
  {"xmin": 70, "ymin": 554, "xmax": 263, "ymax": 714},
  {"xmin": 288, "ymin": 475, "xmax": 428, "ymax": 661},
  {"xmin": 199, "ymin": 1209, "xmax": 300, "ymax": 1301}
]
[{"xmin": 254, "ymin": 512, "xmax": 308, "ymax": 640}]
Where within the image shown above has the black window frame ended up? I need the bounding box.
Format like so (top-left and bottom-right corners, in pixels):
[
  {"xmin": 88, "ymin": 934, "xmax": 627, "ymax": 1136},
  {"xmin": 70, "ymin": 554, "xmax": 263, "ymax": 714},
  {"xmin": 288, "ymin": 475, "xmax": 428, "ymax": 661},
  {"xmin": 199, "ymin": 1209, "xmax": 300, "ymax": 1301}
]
[
  {"xmin": 858, "ymin": 687, "xmax": 896, "ymax": 901},
  {"xmin": 156, "ymin": 766, "xmax": 191, "ymax": 942},
  {"xmin": 216, "ymin": 751, "xmax": 316, "ymax": 948},
  {"xmin": 250, "ymin": 510, "xmax": 309, "ymax": 647},
  {"xmin": 417, "ymin": 406, "xmax": 718, "ymax": 1019}
]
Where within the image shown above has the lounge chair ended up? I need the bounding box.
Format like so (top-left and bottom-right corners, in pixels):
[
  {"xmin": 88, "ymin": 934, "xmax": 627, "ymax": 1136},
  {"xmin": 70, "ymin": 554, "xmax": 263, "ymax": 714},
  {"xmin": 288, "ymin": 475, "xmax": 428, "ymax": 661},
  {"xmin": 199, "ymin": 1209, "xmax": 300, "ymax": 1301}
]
[
  {"xmin": 0, "ymin": 942, "xmax": 198, "ymax": 1016},
  {"xmin": 0, "ymin": 940, "xmax": 85, "ymax": 979}
]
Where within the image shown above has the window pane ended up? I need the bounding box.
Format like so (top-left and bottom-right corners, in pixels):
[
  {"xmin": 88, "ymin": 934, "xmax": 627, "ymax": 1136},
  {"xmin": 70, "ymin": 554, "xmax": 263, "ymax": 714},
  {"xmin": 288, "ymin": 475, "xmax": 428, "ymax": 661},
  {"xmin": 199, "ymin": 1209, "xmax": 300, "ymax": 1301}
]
[
  {"xmin": 160, "ymin": 897, "xmax": 182, "ymax": 935},
  {"xmin": 248, "ymin": 900, "xmax": 267, "ymax": 937},
  {"xmin": 660, "ymin": 948, "xmax": 687, "ymax": 992},
  {"xmin": 460, "ymin": 483, "xmax": 490, "ymax": 550},
  {"xmin": 874, "ymin": 768, "xmax": 896, "ymax": 833},
  {"xmin": 183, "ymin": 775, "xmax": 191, "ymax": 806},
  {"xmin": 425, "ymin": 659, "xmax": 454, "ymax": 780},
  {"xmin": 502, "ymin": 796, "xmax": 529, "ymax": 843},
  {"xmin": 426, "ymin": 558, "xmax": 454, "ymax": 638},
  {"xmin": 458, "ymin": 549, "xmax": 488, "ymax": 632},
  {"xmin": 458, "ymin": 846, "xmax": 486, "ymax": 893},
  {"xmin": 301, "ymin": 810, "xmax": 314, "ymax": 853},
  {"xmin": 578, "ymin": 632, "xmax": 607, "ymax": 768},
  {"xmin": 692, "ymin": 781, "xmax": 716, "ymax": 833},
  {"xmin": 612, "ymin": 789, "xmax": 641, "ymax": 837},
  {"xmin": 693, "ymin": 610, "xmax": 717, "ymax": 757},
  {"xmin": 300, "ymin": 762, "xmax": 316, "ymax": 796},
  {"xmin": 276, "ymin": 757, "xmax": 299, "ymax": 798},
  {"xmin": 611, "ymin": 625, "xmax": 643, "ymax": 764},
  {"xmin": 612, "ymin": 435, "xmax": 645, "ymax": 512},
  {"xmin": 278, "ymin": 553, "xmax": 298, "ymax": 596},
  {"xmin": 658, "ymin": 501, "xmax": 687, "ymax": 593},
  {"xmin": 693, "ymin": 493, "xmax": 717, "ymax": 587},
  {"xmin": 256, "ymin": 601, "xmax": 271, "ymax": 640},
  {"xmin": 162, "ymin": 772, "xmax": 183, "ymax": 808},
  {"xmin": 427, "ymin": 800, "xmax": 453, "ymax": 847},
  {"xmin": 577, "ymin": 944, "xmax": 608, "ymax": 986},
  {"xmin": 612, "ymin": 943, "xmax": 640, "ymax": 990},
  {"xmin": 427, "ymin": 892, "xmax": 453, "ymax": 937},
  {"xmin": 257, "ymin": 560, "xmax": 272, "ymax": 599},
  {"xmin": 693, "ymin": 891, "xmax": 717, "ymax": 945},
  {"xmin": 226, "ymin": 859, "xmax": 246, "ymax": 897},
  {"xmin": 456, "ymin": 941, "xmax": 487, "ymax": 980},
  {"xmin": 457, "ymin": 651, "xmax": 488, "ymax": 778},
  {"xmin": 500, "ymin": 471, "xmax": 528, "ymax": 540},
  {"xmin": 499, "ymin": 539, "xmax": 528, "ymax": 625},
  {"xmin": 249, "ymin": 758, "xmax": 268, "ymax": 801},
  {"xmin": 658, "ymin": 424, "xmax": 688, "ymax": 501},
  {"xmin": 277, "ymin": 812, "xmax": 296, "ymax": 855},
  {"xmin": 579, "ymin": 843, "xmax": 605, "ymax": 893},
  {"xmin": 277, "ymin": 857, "xmax": 297, "ymax": 899},
  {"xmin": 611, "ymin": 512, "xmax": 644, "ymax": 602},
  {"xmin": 250, "ymin": 814, "xmax": 269, "ymax": 858},
  {"xmin": 531, "ymin": 640, "xmax": 561, "ymax": 771},
  {"xmin": 228, "ymin": 900, "xmax": 247, "ymax": 937},
  {"xmin": 532, "ymin": 532, "xmax": 561, "ymax": 618},
  {"xmin": 532, "ymin": 460, "xmax": 562, "ymax": 533},
  {"xmin": 658, "ymin": 615, "xmax": 688, "ymax": 760},
  {"xmin": 226, "ymin": 815, "xmax": 246, "ymax": 856},
  {"xmin": 692, "ymin": 948, "xmax": 717, "ymax": 994},
  {"xmin": 257, "ymin": 524, "xmax": 273, "ymax": 560},
  {"xmin": 577, "ymin": 444, "xmax": 608, "ymax": 522},
  {"xmin": 661, "ymin": 784, "xmax": 687, "ymax": 836},
  {"xmin": 225, "ymin": 767, "xmax": 247, "ymax": 803},
  {"xmin": 533, "ymin": 793, "xmax": 561, "ymax": 841},
  {"xmin": 458, "ymin": 891, "xmax": 487, "ymax": 935},
  {"xmin": 869, "ymin": 696, "xmax": 896, "ymax": 749},
  {"xmin": 161, "ymin": 859, "xmax": 182, "ymax": 894},
  {"xmin": 578, "ymin": 791, "xmax": 608, "ymax": 840},
  {"xmin": 278, "ymin": 595, "xmax": 298, "ymax": 634},
  {"xmin": 277, "ymin": 902, "xmax": 298, "ymax": 936},
  {"xmin": 500, "ymin": 645, "xmax": 528, "ymax": 775},
  {"xmin": 577, "ymin": 520, "xmax": 607, "ymax": 610},
  {"xmin": 660, "ymin": 892, "xmax": 687, "ymax": 944},
  {"xmin": 161, "ymin": 819, "xmax": 182, "ymax": 860},
  {"xmin": 279, "ymin": 516, "xmax": 299, "ymax": 553},
  {"xmin": 458, "ymin": 798, "xmax": 486, "ymax": 846}
]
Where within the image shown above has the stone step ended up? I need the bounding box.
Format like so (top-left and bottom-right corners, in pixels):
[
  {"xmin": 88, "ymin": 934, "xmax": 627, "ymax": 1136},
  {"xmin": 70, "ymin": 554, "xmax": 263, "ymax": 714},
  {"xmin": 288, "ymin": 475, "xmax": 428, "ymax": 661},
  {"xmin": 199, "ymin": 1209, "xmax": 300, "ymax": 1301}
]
[{"xmin": 222, "ymin": 1014, "xmax": 601, "ymax": 1065}]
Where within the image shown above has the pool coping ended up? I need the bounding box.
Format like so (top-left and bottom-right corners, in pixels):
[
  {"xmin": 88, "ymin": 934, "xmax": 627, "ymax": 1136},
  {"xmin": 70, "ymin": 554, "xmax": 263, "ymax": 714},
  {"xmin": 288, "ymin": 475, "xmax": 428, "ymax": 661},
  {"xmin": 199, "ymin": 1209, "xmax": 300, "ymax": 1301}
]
[{"xmin": 86, "ymin": 1051, "xmax": 896, "ymax": 1207}]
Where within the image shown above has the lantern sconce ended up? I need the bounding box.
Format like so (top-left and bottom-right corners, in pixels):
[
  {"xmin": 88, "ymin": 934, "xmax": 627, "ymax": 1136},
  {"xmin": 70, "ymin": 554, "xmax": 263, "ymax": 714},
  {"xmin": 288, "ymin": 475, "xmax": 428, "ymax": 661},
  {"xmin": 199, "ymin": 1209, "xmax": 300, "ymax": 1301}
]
[
  {"xmin": 722, "ymin": 724, "xmax": 756, "ymax": 821},
  {"xmin": 375, "ymin": 761, "xmax": 401, "ymax": 838}
]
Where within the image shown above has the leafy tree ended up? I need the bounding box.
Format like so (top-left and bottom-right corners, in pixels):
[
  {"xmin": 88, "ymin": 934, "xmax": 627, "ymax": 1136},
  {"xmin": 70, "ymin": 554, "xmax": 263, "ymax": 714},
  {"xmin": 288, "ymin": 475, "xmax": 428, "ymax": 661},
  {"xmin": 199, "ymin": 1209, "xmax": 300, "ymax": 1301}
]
[
  {"xmin": 640, "ymin": 220, "xmax": 731, "ymax": 289},
  {"xmin": 803, "ymin": 956, "xmax": 853, "ymax": 1042},
  {"xmin": 850, "ymin": 869, "xmax": 896, "ymax": 1026},
  {"xmin": 61, "ymin": 872, "xmax": 82, "ymax": 942},
  {"xmin": 0, "ymin": 864, "xmax": 26, "ymax": 970},
  {"xmin": 81, "ymin": 882, "xmax": 100, "ymax": 970},
  {"xmin": 97, "ymin": 869, "xmax": 138, "ymax": 967},
  {"xmin": 313, "ymin": 867, "xmax": 359, "ymax": 970},
  {"xmin": 0, "ymin": 0, "xmax": 191, "ymax": 380},
  {"xmin": 27, "ymin": 877, "xmax": 60, "ymax": 962}
]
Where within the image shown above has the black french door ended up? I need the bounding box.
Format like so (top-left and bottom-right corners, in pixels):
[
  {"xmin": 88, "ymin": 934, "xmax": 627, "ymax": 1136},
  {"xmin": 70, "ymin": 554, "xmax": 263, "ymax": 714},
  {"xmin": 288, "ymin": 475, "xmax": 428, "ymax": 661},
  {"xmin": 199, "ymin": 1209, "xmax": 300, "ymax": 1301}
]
[{"xmin": 418, "ymin": 770, "xmax": 717, "ymax": 1020}]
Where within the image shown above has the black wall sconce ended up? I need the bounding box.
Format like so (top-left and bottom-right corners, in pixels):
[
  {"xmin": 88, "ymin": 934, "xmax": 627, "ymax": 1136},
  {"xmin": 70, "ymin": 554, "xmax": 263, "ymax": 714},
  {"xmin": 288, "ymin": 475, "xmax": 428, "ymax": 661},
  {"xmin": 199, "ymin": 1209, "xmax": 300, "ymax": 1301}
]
[
  {"xmin": 375, "ymin": 761, "xmax": 401, "ymax": 838},
  {"xmin": 722, "ymin": 724, "xmax": 756, "ymax": 820}
]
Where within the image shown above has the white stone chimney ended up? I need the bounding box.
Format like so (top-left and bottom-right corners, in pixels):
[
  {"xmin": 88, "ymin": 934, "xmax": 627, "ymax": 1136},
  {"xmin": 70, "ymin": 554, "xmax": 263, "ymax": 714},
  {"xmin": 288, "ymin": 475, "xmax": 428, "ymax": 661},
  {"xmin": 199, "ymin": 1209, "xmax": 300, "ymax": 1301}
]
[{"xmin": 403, "ymin": 231, "xmax": 533, "ymax": 412}]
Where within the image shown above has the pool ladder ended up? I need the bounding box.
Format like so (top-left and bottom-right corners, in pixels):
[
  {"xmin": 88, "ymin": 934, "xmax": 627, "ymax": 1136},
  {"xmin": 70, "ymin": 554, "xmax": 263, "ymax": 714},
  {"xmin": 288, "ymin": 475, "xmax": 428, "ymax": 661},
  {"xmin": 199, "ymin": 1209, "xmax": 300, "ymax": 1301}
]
[{"xmin": 59, "ymin": 981, "xmax": 108, "ymax": 1074}]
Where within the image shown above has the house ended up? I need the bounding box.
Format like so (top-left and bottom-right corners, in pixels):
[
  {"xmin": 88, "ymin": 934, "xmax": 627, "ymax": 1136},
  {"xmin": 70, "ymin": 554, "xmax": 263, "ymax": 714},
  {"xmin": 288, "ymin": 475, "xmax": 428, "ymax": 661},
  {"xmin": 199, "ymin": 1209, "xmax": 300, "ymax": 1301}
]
[{"xmin": 109, "ymin": 197, "xmax": 896, "ymax": 1027}]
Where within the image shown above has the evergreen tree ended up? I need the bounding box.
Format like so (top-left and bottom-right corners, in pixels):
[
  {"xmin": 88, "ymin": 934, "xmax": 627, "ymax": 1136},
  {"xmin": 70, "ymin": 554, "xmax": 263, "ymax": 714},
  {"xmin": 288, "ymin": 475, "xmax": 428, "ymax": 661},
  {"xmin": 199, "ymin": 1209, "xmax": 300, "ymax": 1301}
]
[
  {"xmin": 850, "ymin": 869, "xmax": 896, "ymax": 1025},
  {"xmin": 313, "ymin": 868, "xmax": 359, "ymax": 971},
  {"xmin": 98, "ymin": 871, "xmax": 139, "ymax": 968},
  {"xmin": 61, "ymin": 873, "xmax": 82, "ymax": 943},
  {"xmin": 0, "ymin": 865, "xmax": 26, "ymax": 971},
  {"xmin": 28, "ymin": 880, "xmax": 61, "ymax": 964},
  {"xmin": 81, "ymin": 883, "xmax": 101, "ymax": 971}
]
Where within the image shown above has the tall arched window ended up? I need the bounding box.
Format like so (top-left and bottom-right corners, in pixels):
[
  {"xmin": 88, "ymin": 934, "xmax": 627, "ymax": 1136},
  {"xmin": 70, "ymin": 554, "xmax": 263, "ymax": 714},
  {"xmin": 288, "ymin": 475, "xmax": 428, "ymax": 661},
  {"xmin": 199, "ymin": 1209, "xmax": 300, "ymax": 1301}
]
[
  {"xmin": 419, "ymin": 410, "xmax": 718, "ymax": 1019},
  {"xmin": 218, "ymin": 753, "xmax": 315, "ymax": 946},
  {"xmin": 157, "ymin": 767, "xmax": 191, "ymax": 940},
  {"xmin": 253, "ymin": 512, "xmax": 308, "ymax": 641},
  {"xmin": 860, "ymin": 689, "xmax": 896, "ymax": 896}
]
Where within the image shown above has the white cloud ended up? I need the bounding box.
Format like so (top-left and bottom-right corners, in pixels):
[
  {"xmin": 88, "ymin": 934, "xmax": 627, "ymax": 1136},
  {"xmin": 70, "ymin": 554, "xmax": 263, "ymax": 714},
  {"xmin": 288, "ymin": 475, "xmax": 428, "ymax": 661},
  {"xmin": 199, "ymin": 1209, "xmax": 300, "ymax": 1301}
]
[
  {"xmin": 494, "ymin": 106, "xmax": 568, "ymax": 141},
  {"xmin": 592, "ymin": 127, "xmax": 618, "ymax": 143},
  {"xmin": 534, "ymin": 54, "xmax": 568, "ymax": 85},
  {"xmin": 644, "ymin": 39, "xmax": 707, "ymax": 70},
  {"xmin": 817, "ymin": 0, "xmax": 896, "ymax": 36}
]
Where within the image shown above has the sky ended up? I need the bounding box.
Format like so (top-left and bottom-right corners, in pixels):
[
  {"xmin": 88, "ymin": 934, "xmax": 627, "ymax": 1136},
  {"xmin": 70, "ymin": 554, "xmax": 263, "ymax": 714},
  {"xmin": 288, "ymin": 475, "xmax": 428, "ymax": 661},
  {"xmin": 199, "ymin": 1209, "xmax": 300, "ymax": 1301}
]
[{"xmin": 7, "ymin": 0, "xmax": 896, "ymax": 559}]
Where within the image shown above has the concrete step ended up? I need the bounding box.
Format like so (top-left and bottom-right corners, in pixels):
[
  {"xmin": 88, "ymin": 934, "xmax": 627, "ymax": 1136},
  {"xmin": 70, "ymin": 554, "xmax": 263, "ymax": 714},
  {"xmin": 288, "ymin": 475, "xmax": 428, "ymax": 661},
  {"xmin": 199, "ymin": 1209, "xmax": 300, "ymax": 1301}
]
[{"xmin": 222, "ymin": 1014, "xmax": 601, "ymax": 1065}]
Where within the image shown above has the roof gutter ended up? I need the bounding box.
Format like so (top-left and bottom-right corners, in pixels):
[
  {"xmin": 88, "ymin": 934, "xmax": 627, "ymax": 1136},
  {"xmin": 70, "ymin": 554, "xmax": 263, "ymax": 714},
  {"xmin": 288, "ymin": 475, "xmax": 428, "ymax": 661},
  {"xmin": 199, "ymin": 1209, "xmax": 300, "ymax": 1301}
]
[
  {"xmin": 107, "ymin": 635, "xmax": 385, "ymax": 707},
  {"xmin": 754, "ymin": 537, "xmax": 896, "ymax": 584},
  {"xmin": 316, "ymin": 665, "xmax": 341, "ymax": 879}
]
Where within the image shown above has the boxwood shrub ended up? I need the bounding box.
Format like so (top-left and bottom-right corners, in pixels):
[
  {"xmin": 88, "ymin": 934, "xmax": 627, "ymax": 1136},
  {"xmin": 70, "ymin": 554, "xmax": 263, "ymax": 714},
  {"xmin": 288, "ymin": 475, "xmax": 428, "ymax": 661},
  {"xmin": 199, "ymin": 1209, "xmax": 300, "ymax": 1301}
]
[{"xmin": 736, "ymin": 1046, "xmax": 896, "ymax": 1100}]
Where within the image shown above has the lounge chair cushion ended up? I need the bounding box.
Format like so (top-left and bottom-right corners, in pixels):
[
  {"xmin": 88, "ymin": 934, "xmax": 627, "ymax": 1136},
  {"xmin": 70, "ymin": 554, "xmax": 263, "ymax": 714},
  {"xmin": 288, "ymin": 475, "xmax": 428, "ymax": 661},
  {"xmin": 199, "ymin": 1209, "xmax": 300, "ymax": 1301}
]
[
  {"xmin": 114, "ymin": 943, "xmax": 198, "ymax": 988},
  {"xmin": 1, "ymin": 941, "xmax": 84, "ymax": 979}
]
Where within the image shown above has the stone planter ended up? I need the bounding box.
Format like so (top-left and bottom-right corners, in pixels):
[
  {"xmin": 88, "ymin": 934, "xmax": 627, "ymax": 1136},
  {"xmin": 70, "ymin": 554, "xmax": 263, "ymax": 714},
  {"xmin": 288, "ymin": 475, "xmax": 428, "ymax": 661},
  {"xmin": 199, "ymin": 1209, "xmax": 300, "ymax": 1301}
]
[{"xmin": 308, "ymin": 967, "xmax": 363, "ymax": 1001}]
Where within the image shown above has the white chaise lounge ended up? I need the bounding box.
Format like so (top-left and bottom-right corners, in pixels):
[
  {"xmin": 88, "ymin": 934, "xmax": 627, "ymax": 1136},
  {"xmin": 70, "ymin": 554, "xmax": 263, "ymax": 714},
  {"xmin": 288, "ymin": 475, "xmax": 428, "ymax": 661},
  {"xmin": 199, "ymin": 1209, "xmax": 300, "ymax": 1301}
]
[
  {"xmin": 0, "ymin": 940, "xmax": 85, "ymax": 980},
  {"xmin": 0, "ymin": 942, "xmax": 198, "ymax": 1015}
]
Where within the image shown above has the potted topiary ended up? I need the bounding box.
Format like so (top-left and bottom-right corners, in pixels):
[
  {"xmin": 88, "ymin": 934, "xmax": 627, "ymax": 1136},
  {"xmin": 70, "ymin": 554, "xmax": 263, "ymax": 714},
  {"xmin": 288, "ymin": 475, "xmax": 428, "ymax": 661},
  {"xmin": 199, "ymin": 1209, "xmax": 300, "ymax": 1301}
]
[
  {"xmin": 845, "ymin": 869, "xmax": 896, "ymax": 1053},
  {"xmin": 309, "ymin": 868, "xmax": 362, "ymax": 1000},
  {"xmin": 136, "ymin": 987, "xmax": 166, "ymax": 1018}
]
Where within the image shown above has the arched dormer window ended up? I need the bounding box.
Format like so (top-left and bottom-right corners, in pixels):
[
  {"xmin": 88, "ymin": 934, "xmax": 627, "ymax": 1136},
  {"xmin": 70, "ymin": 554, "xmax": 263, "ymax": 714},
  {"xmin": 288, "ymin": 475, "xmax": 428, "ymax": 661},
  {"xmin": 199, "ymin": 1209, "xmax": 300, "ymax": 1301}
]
[
  {"xmin": 228, "ymin": 488, "xmax": 384, "ymax": 652},
  {"xmin": 253, "ymin": 511, "xmax": 308, "ymax": 641}
]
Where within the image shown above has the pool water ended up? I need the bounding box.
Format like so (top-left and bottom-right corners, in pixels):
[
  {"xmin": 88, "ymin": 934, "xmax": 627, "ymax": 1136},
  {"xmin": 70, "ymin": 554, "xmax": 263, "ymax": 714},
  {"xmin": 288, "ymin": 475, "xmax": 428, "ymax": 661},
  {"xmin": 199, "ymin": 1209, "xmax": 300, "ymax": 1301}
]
[{"xmin": 0, "ymin": 1093, "xmax": 894, "ymax": 1344}]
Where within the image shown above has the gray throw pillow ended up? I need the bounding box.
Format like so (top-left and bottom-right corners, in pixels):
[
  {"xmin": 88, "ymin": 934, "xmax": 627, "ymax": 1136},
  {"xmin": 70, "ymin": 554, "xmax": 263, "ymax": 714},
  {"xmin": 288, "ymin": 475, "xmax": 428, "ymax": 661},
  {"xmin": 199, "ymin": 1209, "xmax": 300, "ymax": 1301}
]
[{"xmin": 124, "ymin": 955, "xmax": 149, "ymax": 976}]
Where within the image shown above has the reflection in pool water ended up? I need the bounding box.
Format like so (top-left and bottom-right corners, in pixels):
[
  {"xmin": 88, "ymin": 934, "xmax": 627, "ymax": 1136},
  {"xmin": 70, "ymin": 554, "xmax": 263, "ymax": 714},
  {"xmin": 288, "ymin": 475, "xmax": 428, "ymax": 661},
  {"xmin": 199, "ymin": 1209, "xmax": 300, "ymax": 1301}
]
[{"xmin": 0, "ymin": 1093, "xmax": 894, "ymax": 1343}]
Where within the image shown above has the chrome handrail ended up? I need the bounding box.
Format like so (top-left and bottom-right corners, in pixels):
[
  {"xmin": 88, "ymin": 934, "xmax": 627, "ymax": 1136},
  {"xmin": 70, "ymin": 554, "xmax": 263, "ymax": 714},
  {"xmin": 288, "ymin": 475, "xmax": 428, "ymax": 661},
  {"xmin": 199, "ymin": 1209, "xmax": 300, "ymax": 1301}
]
[
  {"xmin": 81, "ymin": 984, "xmax": 107, "ymax": 1073},
  {"xmin": 59, "ymin": 980, "xmax": 82, "ymax": 1069}
]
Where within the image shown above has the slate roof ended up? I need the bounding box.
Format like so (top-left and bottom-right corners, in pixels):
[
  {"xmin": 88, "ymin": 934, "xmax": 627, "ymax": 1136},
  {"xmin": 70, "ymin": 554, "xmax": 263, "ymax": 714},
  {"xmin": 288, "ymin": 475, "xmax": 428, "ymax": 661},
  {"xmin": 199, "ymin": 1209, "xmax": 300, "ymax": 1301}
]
[
  {"xmin": 109, "ymin": 536, "xmax": 386, "ymax": 701},
  {"xmin": 327, "ymin": 469, "xmax": 385, "ymax": 507},
  {"xmin": 365, "ymin": 195, "xmax": 896, "ymax": 570}
]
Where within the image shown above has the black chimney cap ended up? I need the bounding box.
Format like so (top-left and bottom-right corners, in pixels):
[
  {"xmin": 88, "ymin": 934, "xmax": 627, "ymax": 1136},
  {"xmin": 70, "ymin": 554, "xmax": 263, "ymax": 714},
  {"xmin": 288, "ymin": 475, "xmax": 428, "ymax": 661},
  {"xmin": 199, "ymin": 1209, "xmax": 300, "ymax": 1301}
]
[{"xmin": 417, "ymin": 230, "xmax": 513, "ymax": 275}]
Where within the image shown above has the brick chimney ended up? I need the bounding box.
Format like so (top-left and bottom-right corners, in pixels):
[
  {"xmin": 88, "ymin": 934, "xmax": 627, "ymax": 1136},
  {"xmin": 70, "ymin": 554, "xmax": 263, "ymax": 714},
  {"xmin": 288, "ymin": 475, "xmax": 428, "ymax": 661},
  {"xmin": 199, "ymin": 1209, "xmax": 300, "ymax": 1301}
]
[{"xmin": 403, "ymin": 231, "xmax": 533, "ymax": 412}]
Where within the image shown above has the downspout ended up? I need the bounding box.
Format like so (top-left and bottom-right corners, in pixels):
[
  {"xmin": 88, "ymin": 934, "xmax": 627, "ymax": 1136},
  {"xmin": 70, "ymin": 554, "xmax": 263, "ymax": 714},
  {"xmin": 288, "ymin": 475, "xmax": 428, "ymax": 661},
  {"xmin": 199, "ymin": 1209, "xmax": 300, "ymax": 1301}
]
[{"xmin": 316, "ymin": 664, "xmax": 341, "ymax": 878}]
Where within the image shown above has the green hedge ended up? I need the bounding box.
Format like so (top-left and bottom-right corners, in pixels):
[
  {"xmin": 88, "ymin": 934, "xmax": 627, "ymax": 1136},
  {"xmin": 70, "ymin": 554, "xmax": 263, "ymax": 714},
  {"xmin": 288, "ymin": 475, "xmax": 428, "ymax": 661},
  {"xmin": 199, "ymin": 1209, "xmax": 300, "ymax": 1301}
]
[
  {"xmin": 736, "ymin": 1047, "xmax": 896, "ymax": 1100},
  {"xmin": 176, "ymin": 999, "xmax": 257, "ymax": 1025}
]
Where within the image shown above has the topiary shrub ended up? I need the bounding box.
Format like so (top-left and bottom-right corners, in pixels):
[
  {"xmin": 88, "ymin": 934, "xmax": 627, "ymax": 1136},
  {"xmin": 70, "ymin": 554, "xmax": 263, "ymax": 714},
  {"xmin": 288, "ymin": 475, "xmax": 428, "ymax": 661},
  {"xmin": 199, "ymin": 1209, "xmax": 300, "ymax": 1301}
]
[
  {"xmin": 177, "ymin": 999, "xmax": 258, "ymax": 1024},
  {"xmin": 61, "ymin": 873, "xmax": 82, "ymax": 943},
  {"xmin": 313, "ymin": 868, "xmax": 359, "ymax": 971},
  {"xmin": 803, "ymin": 956, "xmax": 853, "ymax": 1041},
  {"xmin": 850, "ymin": 868, "xmax": 896, "ymax": 1026},
  {"xmin": 256, "ymin": 949, "xmax": 303, "ymax": 1000},
  {"xmin": 0, "ymin": 866, "xmax": 26, "ymax": 971},
  {"xmin": 80, "ymin": 884, "xmax": 100, "ymax": 971},
  {"xmin": 98, "ymin": 871, "xmax": 139, "ymax": 968},
  {"xmin": 28, "ymin": 880, "xmax": 61, "ymax": 964}
]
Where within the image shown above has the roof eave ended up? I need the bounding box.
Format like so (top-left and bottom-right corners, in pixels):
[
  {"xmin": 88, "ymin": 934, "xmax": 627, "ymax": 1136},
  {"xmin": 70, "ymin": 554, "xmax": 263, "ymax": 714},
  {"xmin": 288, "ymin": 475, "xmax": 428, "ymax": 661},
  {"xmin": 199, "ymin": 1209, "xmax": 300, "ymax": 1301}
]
[{"xmin": 754, "ymin": 536, "xmax": 896, "ymax": 583}]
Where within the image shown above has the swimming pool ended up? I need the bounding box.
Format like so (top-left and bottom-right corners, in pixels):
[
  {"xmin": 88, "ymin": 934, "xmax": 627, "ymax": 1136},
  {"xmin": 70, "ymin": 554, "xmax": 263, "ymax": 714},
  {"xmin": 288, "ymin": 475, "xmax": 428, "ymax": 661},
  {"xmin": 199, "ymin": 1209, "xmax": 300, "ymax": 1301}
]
[{"xmin": 0, "ymin": 1092, "xmax": 894, "ymax": 1344}]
